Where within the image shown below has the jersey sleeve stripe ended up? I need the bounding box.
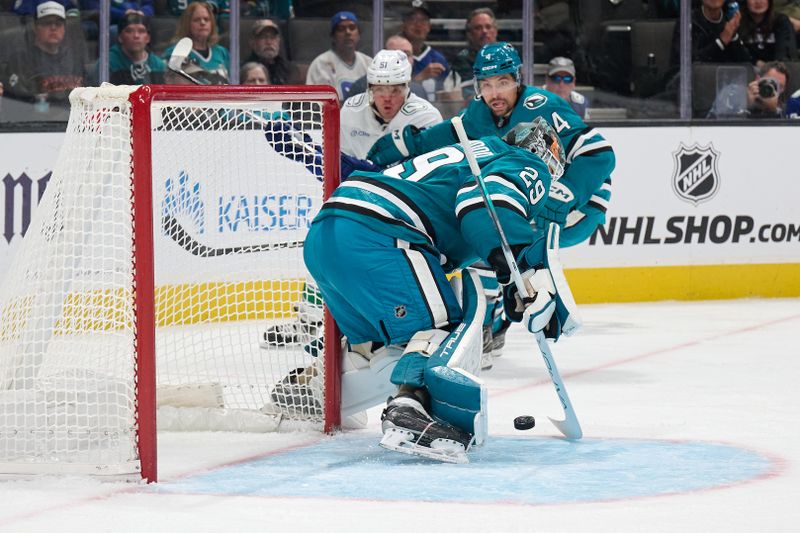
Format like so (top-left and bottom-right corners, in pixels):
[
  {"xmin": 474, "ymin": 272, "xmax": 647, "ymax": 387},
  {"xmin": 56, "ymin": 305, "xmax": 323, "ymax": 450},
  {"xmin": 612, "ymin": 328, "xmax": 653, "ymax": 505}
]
[
  {"xmin": 488, "ymin": 194, "xmax": 527, "ymax": 216},
  {"xmin": 454, "ymin": 195, "xmax": 527, "ymax": 223},
  {"xmin": 342, "ymin": 178, "xmax": 437, "ymax": 239},
  {"xmin": 565, "ymin": 128, "xmax": 610, "ymax": 162},
  {"xmin": 588, "ymin": 195, "xmax": 609, "ymax": 213},
  {"xmin": 321, "ymin": 200, "xmax": 434, "ymax": 245},
  {"xmin": 454, "ymin": 196, "xmax": 485, "ymax": 218},
  {"xmin": 457, "ymin": 174, "xmax": 528, "ymax": 201},
  {"xmin": 571, "ymin": 143, "xmax": 613, "ymax": 161}
]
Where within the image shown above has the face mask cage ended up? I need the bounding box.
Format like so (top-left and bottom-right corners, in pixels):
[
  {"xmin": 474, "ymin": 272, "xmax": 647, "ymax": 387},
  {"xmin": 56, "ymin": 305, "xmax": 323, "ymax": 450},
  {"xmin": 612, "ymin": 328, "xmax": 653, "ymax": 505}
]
[{"xmin": 506, "ymin": 120, "xmax": 565, "ymax": 180}]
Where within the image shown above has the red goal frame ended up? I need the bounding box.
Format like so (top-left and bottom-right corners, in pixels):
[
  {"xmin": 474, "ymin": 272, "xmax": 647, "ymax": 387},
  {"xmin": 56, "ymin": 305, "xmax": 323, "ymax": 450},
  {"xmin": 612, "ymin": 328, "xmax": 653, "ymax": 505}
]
[{"xmin": 128, "ymin": 85, "xmax": 341, "ymax": 482}]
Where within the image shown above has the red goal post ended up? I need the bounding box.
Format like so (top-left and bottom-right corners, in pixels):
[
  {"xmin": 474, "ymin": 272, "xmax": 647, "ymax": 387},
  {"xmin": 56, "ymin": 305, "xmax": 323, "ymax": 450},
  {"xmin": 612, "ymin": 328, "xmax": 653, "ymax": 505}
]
[{"xmin": 0, "ymin": 85, "xmax": 342, "ymax": 482}]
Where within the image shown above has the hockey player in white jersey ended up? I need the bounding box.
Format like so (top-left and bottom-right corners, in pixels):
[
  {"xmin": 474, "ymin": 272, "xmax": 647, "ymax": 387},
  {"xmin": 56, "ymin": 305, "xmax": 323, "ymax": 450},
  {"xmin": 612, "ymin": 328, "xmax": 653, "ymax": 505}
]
[{"xmin": 339, "ymin": 49, "xmax": 442, "ymax": 160}]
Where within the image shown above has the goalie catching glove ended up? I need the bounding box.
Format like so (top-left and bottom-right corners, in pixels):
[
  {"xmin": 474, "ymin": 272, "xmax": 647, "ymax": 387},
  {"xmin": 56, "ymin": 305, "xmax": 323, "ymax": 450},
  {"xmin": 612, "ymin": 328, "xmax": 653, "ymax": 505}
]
[{"xmin": 499, "ymin": 224, "xmax": 581, "ymax": 342}]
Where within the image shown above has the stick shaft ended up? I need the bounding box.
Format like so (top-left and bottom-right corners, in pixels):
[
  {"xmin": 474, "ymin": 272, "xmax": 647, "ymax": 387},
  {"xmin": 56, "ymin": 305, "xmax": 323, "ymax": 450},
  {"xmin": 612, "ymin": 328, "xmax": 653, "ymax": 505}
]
[
  {"xmin": 452, "ymin": 116, "xmax": 582, "ymax": 440},
  {"xmin": 452, "ymin": 116, "xmax": 527, "ymax": 297}
]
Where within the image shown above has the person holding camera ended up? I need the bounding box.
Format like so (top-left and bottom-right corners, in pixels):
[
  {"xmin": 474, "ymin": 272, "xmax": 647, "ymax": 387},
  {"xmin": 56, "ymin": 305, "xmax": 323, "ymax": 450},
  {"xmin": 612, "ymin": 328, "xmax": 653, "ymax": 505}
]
[
  {"xmin": 709, "ymin": 60, "xmax": 789, "ymax": 117},
  {"xmin": 747, "ymin": 60, "xmax": 789, "ymax": 116}
]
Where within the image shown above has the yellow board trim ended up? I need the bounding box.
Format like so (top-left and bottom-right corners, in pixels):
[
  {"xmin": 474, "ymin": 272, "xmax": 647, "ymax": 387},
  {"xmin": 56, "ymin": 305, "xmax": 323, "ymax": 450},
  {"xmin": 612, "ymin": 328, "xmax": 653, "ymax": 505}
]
[
  {"xmin": 5, "ymin": 264, "xmax": 798, "ymax": 339},
  {"xmin": 566, "ymin": 263, "xmax": 800, "ymax": 303}
]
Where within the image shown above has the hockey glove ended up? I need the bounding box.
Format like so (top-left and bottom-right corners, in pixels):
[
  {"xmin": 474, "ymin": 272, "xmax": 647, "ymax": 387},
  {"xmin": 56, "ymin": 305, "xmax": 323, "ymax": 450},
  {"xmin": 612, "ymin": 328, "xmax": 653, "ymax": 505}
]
[
  {"xmin": 341, "ymin": 153, "xmax": 381, "ymax": 180},
  {"xmin": 500, "ymin": 225, "xmax": 581, "ymax": 342},
  {"xmin": 366, "ymin": 125, "xmax": 421, "ymax": 167},
  {"xmin": 535, "ymin": 181, "xmax": 577, "ymax": 228},
  {"xmin": 264, "ymin": 120, "xmax": 324, "ymax": 181}
]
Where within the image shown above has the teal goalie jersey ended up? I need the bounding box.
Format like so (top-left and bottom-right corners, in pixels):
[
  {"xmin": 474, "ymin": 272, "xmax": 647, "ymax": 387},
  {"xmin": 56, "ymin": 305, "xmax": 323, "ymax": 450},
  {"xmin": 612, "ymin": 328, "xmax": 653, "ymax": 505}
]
[{"xmin": 314, "ymin": 136, "xmax": 552, "ymax": 271}]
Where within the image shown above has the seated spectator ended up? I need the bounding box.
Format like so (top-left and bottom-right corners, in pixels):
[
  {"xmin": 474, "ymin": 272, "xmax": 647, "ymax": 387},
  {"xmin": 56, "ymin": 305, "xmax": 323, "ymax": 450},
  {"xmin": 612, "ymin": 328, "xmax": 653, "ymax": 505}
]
[
  {"xmin": 2, "ymin": 2, "xmax": 85, "ymax": 105},
  {"xmin": 670, "ymin": 0, "xmax": 752, "ymax": 65},
  {"xmin": 167, "ymin": 0, "xmax": 229, "ymax": 25},
  {"xmin": 399, "ymin": 3, "xmax": 449, "ymax": 98},
  {"xmin": 80, "ymin": 1, "xmax": 154, "ymax": 40},
  {"xmin": 543, "ymin": 57, "xmax": 588, "ymax": 119},
  {"xmin": 14, "ymin": 0, "xmax": 79, "ymax": 19},
  {"xmin": 306, "ymin": 11, "xmax": 371, "ymax": 102},
  {"xmin": 774, "ymin": 0, "xmax": 800, "ymax": 37},
  {"xmin": 785, "ymin": 87, "xmax": 800, "ymax": 116},
  {"xmin": 243, "ymin": 18, "xmax": 302, "ymax": 85},
  {"xmin": 709, "ymin": 60, "xmax": 789, "ymax": 117},
  {"xmin": 109, "ymin": 12, "xmax": 166, "ymax": 84},
  {"xmin": 241, "ymin": 61, "xmax": 269, "ymax": 84},
  {"xmin": 450, "ymin": 7, "xmax": 498, "ymax": 100},
  {"xmin": 163, "ymin": 1, "xmax": 229, "ymax": 84},
  {"xmin": 349, "ymin": 35, "xmax": 427, "ymax": 99},
  {"xmin": 739, "ymin": 0, "xmax": 798, "ymax": 64}
]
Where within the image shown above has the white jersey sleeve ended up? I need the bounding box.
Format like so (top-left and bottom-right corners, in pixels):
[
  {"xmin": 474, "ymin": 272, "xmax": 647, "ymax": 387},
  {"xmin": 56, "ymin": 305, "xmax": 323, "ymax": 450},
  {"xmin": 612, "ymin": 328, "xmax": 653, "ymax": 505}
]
[{"xmin": 339, "ymin": 92, "xmax": 443, "ymax": 159}]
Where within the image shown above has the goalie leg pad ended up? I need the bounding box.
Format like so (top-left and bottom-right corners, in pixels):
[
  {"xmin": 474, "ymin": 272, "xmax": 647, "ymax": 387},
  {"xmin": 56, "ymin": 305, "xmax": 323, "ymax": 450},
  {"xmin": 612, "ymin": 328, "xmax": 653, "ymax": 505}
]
[
  {"xmin": 425, "ymin": 366, "xmax": 488, "ymax": 446},
  {"xmin": 340, "ymin": 344, "xmax": 403, "ymax": 418},
  {"xmin": 390, "ymin": 328, "xmax": 450, "ymax": 388}
]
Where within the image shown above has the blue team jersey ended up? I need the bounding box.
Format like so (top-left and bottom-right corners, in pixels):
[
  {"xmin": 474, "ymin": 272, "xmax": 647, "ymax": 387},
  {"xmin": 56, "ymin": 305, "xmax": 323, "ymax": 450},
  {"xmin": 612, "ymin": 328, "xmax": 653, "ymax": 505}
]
[
  {"xmin": 413, "ymin": 85, "xmax": 615, "ymax": 211},
  {"xmin": 314, "ymin": 136, "xmax": 551, "ymax": 271}
]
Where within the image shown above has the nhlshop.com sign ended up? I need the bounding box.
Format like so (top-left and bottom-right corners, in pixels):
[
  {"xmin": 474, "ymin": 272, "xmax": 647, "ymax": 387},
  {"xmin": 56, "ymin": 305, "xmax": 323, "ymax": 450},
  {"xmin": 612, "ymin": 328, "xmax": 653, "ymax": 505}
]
[
  {"xmin": 590, "ymin": 215, "xmax": 799, "ymax": 246},
  {"xmin": 561, "ymin": 126, "xmax": 800, "ymax": 269}
]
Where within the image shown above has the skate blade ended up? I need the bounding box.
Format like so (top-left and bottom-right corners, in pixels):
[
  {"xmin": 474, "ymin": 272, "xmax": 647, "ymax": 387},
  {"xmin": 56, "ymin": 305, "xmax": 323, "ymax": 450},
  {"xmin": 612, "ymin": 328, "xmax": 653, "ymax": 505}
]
[{"xmin": 379, "ymin": 428, "xmax": 469, "ymax": 464}]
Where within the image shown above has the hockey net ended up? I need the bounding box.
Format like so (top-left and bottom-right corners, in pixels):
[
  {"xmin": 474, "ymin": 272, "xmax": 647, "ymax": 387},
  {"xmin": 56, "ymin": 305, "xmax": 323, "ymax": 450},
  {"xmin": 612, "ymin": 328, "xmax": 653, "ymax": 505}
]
[{"xmin": 0, "ymin": 85, "xmax": 341, "ymax": 481}]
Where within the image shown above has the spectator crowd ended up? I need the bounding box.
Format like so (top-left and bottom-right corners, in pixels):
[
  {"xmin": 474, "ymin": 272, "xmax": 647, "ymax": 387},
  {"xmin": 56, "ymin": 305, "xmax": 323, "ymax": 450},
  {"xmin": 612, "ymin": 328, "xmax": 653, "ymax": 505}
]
[{"xmin": 0, "ymin": 0, "xmax": 799, "ymax": 121}]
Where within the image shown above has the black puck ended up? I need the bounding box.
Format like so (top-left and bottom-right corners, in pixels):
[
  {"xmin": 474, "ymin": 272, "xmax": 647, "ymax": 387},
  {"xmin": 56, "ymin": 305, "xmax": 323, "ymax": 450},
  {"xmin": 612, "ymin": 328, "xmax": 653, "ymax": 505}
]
[{"xmin": 514, "ymin": 415, "xmax": 536, "ymax": 430}]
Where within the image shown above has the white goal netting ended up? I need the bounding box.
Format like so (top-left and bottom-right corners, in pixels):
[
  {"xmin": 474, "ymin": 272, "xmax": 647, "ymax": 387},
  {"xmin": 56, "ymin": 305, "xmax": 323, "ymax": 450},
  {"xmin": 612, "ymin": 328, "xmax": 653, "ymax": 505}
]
[{"xmin": 0, "ymin": 85, "xmax": 338, "ymax": 478}]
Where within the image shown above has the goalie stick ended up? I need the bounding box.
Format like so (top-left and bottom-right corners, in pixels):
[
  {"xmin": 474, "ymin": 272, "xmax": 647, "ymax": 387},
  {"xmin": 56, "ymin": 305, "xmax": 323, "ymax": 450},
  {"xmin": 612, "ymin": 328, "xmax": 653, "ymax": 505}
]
[{"xmin": 451, "ymin": 116, "xmax": 582, "ymax": 440}]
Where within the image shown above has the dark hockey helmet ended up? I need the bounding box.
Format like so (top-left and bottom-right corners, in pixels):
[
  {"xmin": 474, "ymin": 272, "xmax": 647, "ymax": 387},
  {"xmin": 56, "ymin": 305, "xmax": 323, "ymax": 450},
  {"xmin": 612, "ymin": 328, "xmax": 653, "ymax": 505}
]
[
  {"xmin": 504, "ymin": 117, "xmax": 565, "ymax": 180},
  {"xmin": 472, "ymin": 42, "xmax": 522, "ymax": 82}
]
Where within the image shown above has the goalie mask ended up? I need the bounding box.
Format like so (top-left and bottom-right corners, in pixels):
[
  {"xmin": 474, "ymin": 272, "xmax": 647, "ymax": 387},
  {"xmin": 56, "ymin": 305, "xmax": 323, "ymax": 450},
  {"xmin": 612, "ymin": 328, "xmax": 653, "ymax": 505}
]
[
  {"xmin": 367, "ymin": 49, "xmax": 412, "ymax": 103},
  {"xmin": 504, "ymin": 117, "xmax": 565, "ymax": 180}
]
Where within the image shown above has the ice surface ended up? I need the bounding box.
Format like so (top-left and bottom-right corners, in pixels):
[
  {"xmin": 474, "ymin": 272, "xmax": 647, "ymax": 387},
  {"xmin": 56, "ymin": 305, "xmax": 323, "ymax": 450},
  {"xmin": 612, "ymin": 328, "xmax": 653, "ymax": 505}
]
[{"xmin": 0, "ymin": 299, "xmax": 797, "ymax": 532}]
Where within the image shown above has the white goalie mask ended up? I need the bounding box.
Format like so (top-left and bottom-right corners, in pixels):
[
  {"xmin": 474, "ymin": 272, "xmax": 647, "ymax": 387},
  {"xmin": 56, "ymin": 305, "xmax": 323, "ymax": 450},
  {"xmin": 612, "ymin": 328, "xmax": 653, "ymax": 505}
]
[
  {"xmin": 504, "ymin": 117, "xmax": 565, "ymax": 180},
  {"xmin": 367, "ymin": 49, "xmax": 412, "ymax": 103}
]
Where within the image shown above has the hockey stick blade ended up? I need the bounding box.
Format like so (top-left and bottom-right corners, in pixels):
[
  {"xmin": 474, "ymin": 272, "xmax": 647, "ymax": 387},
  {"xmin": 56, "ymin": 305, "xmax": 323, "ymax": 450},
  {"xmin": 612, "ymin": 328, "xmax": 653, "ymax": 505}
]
[
  {"xmin": 168, "ymin": 37, "xmax": 193, "ymax": 70},
  {"xmin": 536, "ymin": 331, "xmax": 582, "ymax": 440},
  {"xmin": 163, "ymin": 215, "xmax": 303, "ymax": 257}
]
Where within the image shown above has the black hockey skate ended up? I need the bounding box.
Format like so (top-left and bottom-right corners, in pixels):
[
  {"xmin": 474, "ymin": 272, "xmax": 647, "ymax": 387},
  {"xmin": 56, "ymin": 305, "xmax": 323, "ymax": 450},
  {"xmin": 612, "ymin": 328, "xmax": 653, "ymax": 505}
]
[
  {"xmin": 481, "ymin": 325, "xmax": 494, "ymax": 371},
  {"xmin": 379, "ymin": 394, "xmax": 473, "ymax": 464},
  {"xmin": 491, "ymin": 318, "xmax": 512, "ymax": 357},
  {"xmin": 269, "ymin": 366, "xmax": 322, "ymax": 416},
  {"xmin": 260, "ymin": 301, "xmax": 323, "ymax": 348}
]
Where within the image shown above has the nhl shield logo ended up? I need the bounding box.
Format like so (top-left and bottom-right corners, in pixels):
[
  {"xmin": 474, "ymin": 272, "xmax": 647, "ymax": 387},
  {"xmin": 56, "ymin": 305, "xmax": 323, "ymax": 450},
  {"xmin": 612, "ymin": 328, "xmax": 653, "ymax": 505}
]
[{"xmin": 671, "ymin": 143, "xmax": 720, "ymax": 205}]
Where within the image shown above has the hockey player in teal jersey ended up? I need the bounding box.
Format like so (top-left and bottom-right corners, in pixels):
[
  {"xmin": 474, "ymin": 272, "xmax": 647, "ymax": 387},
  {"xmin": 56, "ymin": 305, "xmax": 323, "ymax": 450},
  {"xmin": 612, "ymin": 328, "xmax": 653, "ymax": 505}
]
[
  {"xmin": 367, "ymin": 42, "xmax": 615, "ymax": 362},
  {"xmin": 303, "ymin": 118, "xmax": 579, "ymax": 462},
  {"xmin": 368, "ymin": 42, "xmax": 615, "ymax": 248}
]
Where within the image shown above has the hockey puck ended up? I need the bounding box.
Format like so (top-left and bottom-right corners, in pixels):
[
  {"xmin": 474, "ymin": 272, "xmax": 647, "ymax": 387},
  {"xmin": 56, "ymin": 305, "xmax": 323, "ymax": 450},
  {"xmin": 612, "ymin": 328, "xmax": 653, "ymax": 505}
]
[{"xmin": 514, "ymin": 415, "xmax": 536, "ymax": 430}]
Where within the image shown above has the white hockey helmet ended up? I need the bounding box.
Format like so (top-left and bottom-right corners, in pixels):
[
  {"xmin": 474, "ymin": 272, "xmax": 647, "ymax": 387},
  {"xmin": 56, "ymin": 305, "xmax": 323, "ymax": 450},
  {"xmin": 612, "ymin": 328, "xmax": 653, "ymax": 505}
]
[{"xmin": 367, "ymin": 49, "xmax": 412, "ymax": 86}]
